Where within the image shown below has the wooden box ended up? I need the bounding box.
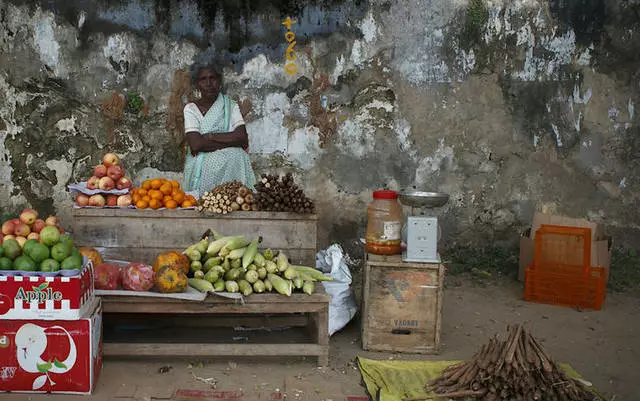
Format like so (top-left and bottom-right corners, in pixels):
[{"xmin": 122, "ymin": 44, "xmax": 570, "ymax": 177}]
[
  {"xmin": 362, "ymin": 253, "xmax": 444, "ymax": 354},
  {"xmin": 70, "ymin": 209, "xmax": 317, "ymax": 266}
]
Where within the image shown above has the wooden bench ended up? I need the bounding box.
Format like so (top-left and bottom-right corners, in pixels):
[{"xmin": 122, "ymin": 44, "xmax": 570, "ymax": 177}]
[
  {"xmin": 101, "ymin": 288, "xmax": 330, "ymax": 366},
  {"xmin": 70, "ymin": 209, "xmax": 318, "ymax": 266}
]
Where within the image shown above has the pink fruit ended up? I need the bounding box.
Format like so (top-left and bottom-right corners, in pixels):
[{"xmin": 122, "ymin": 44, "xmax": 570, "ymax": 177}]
[
  {"xmin": 10, "ymin": 218, "xmax": 20, "ymax": 226},
  {"xmin": 116, "ymin": 176, "xmax": 133, "ymax": 190},
  {"xmin": 13, "ymin": 222, "xmax": 30, "ymax": 237},
  {"xmin": 15, "ymin": 236, "xmax": 27, "ymax": 248},
  {"xmin": 94, "ymin": 263, "xmax": 122, "ymax": 290},
  {"xmin": 19, "ymin": 208, "xmax": 38, "ymax": 225},
  {"xmin": 87, "ymin": 176, "xmax": 100, "ymax": 190},
  {"xmin": 106, "ymin": 194, "xmax": 118, "ymax": 207},
  {"xmin": 117, "ymin": 194, "xmax": 132, "ymax": 207},
  {"xmin": 98, "ymin": 176, "xmax": 115, "ymax": 191},
  {"xmin": 122, "ymin": 263, "xmax": 154, "ymax": 291},
  {"xmin": 32, "ymin": 219, "xmax": 46, "ymax": 233},
  {"xmin": 88, "ymin": 194, "xmax": 106, "ymax": 207},
  {"xmin": 107, "ymin": 165, "xmax": 123, "ymax": 182},
  {"xmin": 76, "ymin": 194, "xmax": 90, "ymax": 207},
  {"xmin": 1, "ymin": 221, "xmax": 15, "ymax": 235},
  {"xmin": 45, "ymin": 216, "xmax": 59, "ymax": 226},
  {"xmin": 27, "ymin": 232, "xmax": 40, "ymax": 241},
  {"xmin": 94, "ymin": 164, "xmax": 108, "ymax": 178},
  {"xmin": 103, "ymin": 153, "xmax": 120, "ymax": 167}
]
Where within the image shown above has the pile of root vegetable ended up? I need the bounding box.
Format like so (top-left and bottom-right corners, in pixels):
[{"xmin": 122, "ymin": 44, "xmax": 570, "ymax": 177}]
[
  {"xmin": 256, "ymin": 173, "xmax": 315, "ymax": 213},
  {"xmin": 197, "ymin": 181, "xmax": 258, "ymax": 214},
  {"xmin": 427, "ymin": 324, "xmax": 598, "ymax": 401}
]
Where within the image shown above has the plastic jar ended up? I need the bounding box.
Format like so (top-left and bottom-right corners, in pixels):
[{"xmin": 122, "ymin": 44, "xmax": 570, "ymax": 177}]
[{"xmin": 365, "ymin": 190, "xmax": 403, "ymax": 255}]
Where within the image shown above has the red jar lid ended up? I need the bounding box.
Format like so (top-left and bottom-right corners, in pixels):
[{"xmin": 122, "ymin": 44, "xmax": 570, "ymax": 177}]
[{"xmin": 373, "ymin": 190, "xmax": 398, "ymax": 200}]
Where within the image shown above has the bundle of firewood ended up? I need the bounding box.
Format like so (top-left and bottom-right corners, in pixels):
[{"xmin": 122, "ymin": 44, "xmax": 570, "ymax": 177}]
[
  {"xmin": 197, "ymin": 181, "xmax": 258, "ymax": 214},
  {"xmin": 427, "ymin": 324, "xmax": 597, "ymax": 401},
  {"xmin": 255, "ymin": 173, "xmax": 315, "ymax": 213}
]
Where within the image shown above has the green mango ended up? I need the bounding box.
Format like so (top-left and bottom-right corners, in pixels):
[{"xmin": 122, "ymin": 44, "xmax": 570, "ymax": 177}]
[
  {"xmin": 14, "ymin": 255, "xmax": 37, "ymax": 272},
  {"xmin": 2, "ymin": 239, "xmax": 21, "ymax": 260}
]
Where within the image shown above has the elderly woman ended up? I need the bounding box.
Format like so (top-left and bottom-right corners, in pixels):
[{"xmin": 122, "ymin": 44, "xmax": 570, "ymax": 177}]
[{"xmin": 182, "ymin": 63, "xmax": 256, "ymax": 196}]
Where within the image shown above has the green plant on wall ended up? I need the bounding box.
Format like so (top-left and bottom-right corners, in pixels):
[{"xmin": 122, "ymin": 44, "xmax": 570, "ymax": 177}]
[
  {"xmin": 461, "ymin": 0, "xmax": 488, "ymax": 50},
  {"xmin": 126, "ymin": 92, "xmax": 145, "ymax": 115}
]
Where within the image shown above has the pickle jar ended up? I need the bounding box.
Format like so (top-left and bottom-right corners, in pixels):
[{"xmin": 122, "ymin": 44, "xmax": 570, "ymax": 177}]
[{"xmin": 365, "ymin": 190, "xmax": 403, "ymax": 255}]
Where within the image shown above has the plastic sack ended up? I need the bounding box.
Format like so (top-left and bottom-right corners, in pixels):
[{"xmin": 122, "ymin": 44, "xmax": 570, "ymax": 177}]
[{"xmin": 316, "ymin": 244, "xmax": 358, "ymax": 336}]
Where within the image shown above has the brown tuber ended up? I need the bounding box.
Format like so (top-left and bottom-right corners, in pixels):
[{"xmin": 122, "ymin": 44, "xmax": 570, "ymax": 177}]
[{"xmin": 196, "ymin": 180, "xmax": 260, "ymax": 214}]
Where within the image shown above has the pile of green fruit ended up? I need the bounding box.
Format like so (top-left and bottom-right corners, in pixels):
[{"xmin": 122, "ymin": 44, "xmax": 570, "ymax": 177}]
[
  {"xmin": 185, "ymin": 231, "xmax": 331, "ymax": 296},
  {"xmin": 0, "ymin": 226, "xmax": 84, "ymax": 273}
]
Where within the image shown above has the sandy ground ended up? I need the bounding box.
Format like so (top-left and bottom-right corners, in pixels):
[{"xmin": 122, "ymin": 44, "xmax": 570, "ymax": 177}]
[{"xmin": 6, "ymin": 279, "xmax": 639, "ymax": 401}]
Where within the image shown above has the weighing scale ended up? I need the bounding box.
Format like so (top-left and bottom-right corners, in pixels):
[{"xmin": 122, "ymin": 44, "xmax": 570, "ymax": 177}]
[{"xmin": 398, "ymin": 191, "xmax": 450, "ymax": 263}]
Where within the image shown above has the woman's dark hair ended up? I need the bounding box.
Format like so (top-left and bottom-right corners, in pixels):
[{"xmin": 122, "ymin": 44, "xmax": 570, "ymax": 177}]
[{"xmin": 190, "ymin": 61, "xmax": 223, "ymax": 86}]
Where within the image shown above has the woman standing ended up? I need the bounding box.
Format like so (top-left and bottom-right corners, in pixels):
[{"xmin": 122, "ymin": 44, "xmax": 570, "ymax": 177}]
[{"xmin": 182, "ymin": 63, "xmax": 256, "ymax": 196}]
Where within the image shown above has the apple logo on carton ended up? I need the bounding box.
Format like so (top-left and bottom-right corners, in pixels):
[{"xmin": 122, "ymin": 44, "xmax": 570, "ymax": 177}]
[{"xmin": 15, "ymin": 283, "xmax": 63, "ymax": 304}]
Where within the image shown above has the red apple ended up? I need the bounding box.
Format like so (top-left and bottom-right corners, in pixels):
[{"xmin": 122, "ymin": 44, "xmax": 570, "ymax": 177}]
[
  {"xmin": 2, "ymin": 234, "xmax": 15, "ymax": 242},
  {"xmin": 94, "ymin": 164, "xmax": 108, "ymax": 178},
  {"xmin": 19, "ymin": 208, "xmax": 38, "ymax": 226},
  {"xmin": 87, "ymin": 176, "xmax": 100, "ymax": 190},
  {"xmin": 27, "ymin": 232, "xmax": 40, "ymax": 241},
  {"xmin": 76, "ymin": 194, "xmax": 90, "ymax": 207},
  {"xmin": 31, "ymin": 219, "xmax": 46, "ymax": 233},
  {"xmin": 1, "ymin": 221, "xmax": 15, "ymax": 235},
  {"xmin": 88, "ymin": 194, "xmax": 106, "ymax": 207},
  {"xmin": 116, "ymin": 176, "xmax": 133, "ymax": 190},
  {"xmin": 13, "ymin": 222, "xmax": 30, "ymax": 237},
  {"xmin": 103, "ymin": 153, "xmax": 120, "ymax": 167},
  {"xmin": 10, "ymin": 218, "xmax": 20, "ymax": 226},
  {"xmin": 15, "ymin": 236, "xmax": 27, "ymax": 248},
  {"xmin": 106, "ymin": 194, "xmax": 118, "ymax": 207},
  {"xmin": 98, "ymin": 176, "xmax": 115, "ymax": 191},
  {"xmin": 45, "ymin": 216, "xmax": 59, "ymax": 227},
  {"xmin": 117, "ymin": 194, "xmax": 132, "ymax": 207},
  {"xmin": 107, "ymin": 165, "xmax": 123, "ymax": 182}
]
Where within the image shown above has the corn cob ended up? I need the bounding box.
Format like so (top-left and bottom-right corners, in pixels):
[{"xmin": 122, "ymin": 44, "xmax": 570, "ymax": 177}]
[
  {"xmin": 283, "ymin": 266, "xmax": 298, "ymax": 280},
  {"xmin": 302, "ymin": 280, "xmax": 315, "ymax": 295},
  {"xmin": 276, "ymin": 251, "xmax": 289, "ymax": 272},
  {"xmin": 190, "ymin": 261, "xmax": 203, "ymax": 273},
  {"xmin": 292, "ymin": 265, "xmax": 333, "ymax": 281},
  {"xmin": 213, "ymin": 279, "xmax": 225, "ymax": 292},
  {"xmin": 207, "ymin": 236, "xmax": 239, "ymax": 256},
  {"xmin": 188, "ymin": 278, "xmax": 214, "ymax": 292},
  {"xmin": 230, "ymin": 258, "xmax": 242, "ymax": 269},
  {"xmin": 204, "ymin": 269, "xmax": 219, "ymax": 283},
  {"xmin": 185, "ymin": 249, "xmax": 201, "ymax": 262},
  {"xmin": 225, "ymin": 280, "xmax": 239, "ymax": 293},
  {"xmin": 263, "ymin": 248, "xmax": 274, "ymax": 261},
  {"xmin": 238, "ymin": 279, "xmax": 253, "ymax": 296},
  {"xmin": 257, "ymin": 267, "xmax": 267, "ymax": 280},
  {"xmin": 194, "ymin": 238, "xmax": 209, "ymax": 255},
  {"xmin": 224, "ymin": 267, "xmax": 244, "ymax": 281},
  {"xmin": 253, "ymin": 280, "xmax": 266, "ymax": 293},
  {"xmin": 244, "ymin": 270, "xmax": 259, "ymax": 284},
  {"xmin": 297, "ymin": 271, "xmax": 315, "ymax": 282},
  {"xmin": 253, "ymin": 252, "xmax": 266, "ymax": 268},
  {"xmin": 227, "ymin": 247, "xmax": 247, "ymax": 260},
  {"xmin": 264, "ymin": 278, "xmax": 273, "ymax": 292},
  {"xmin": 265, "ymin": 260, "xmax": 278, "ymax": 274},
  {"xmin": 268, "ymin": 273, "xmax": 292, "ymax": 296},
  {"xmin": 194, "ymin": 270, "xmax": 205, "ymax": 279},
  {"xmin": 203, "ymin": 256, "xmax": 222, "ymax": 272},
  {"xmin": 219, "ymin": 237, "xmax": 249, "ymax": 257},
  {"xmin": 242, "ymin": 238, "xmax": 260, "ymax": 268},
  {"xmin": 293, "ymin": 276, "xmax": 303, "ymax": 289}
]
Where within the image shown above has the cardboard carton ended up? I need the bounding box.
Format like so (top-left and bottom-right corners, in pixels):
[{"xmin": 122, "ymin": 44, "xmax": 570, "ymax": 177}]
[
  {"xmin": 0, "ymin": 298, "xmax": 102, "ymax": 395},
  {"xmin": 519, "ymin": 213, "xmax": 611, "ymax": 282},
  {"xmin": 0, "ymin": 260, "xmax": 95, "ymax": 320}
]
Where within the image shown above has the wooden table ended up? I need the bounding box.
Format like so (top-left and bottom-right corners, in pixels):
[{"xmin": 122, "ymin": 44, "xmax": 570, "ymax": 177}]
[
  {"xmin": 71, "ymin": 209, "xmax": 318, "ymax": 266},
  {"xmin": 100, "ymin": 288, "xmax": 330, "ymax": 366}
]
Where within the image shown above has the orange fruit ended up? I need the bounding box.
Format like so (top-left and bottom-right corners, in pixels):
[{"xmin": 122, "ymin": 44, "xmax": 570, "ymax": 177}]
[
  {"xmin": 136, "ymin": 200, "xmax": 149, "ymax": 209},
  {"xmin": 170, "ymin": 180, "xmax": 180, "ymax": 189},
  {"xmin": 171, "ymin": 191, "xmax": 185, "ymax": 205},
  {"xmin": 138, "ymin": 188, "xmax": 147, "ymax": 196},
  {"xmin": 151, "ymin": 179, "xmax": 162, "ymax": 189},
  {"xmin": 160, "ymin": 183, "xmax": 173, "ymax": 195},
  {"xmin": 165, "ymin": 200, "xmax": 178, "ymax": 209},
  {"xmin": 142, "ymin": 195, "xmax": 151, "ymax": 203},
  {"xmin": 186, "ymin": 195, "xmax": 197, "ymax": 203},
  {"xmin": 132, "ymin": 193, "xmax": 141, "ymax": 203},
  {"xmin": 149, "ymin": 199, "xmax": 163, "ymax": 210},
  {"xmin": 163, "ymin": 195, "xmax": 173, "ymax": 204},
  {"xmin": 142, "ymin": 180, "xmax": 152, "ymax": 190},
  {"xmin": 150, "ymin": 190, "xmax": 164, "ymax": 201},
  {"xmin": 181, "ymin": 200, "xmax": 194, "ymax": 208}
]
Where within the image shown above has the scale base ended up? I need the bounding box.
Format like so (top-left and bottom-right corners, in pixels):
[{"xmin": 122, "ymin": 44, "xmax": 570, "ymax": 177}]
[{"xmin": 402, "ymin": 251, "xmax": 441, "ymax": 264}]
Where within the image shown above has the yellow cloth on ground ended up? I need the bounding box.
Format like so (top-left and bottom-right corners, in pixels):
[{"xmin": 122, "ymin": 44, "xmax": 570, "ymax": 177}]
[{"xmin": 356, "ymin": 357, "xmax": 603, "ymax": 401}]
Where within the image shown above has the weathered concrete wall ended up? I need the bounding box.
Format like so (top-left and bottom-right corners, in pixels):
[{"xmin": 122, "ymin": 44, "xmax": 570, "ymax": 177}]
[{"xmin": 1, "ymin": 0, "xmax": 639, "ymax": 259}]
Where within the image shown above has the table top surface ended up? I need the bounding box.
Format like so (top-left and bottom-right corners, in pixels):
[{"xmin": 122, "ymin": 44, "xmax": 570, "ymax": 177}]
[{"xmin": 72, "ymin": 208, "xmax": 318, "ymax": 220}]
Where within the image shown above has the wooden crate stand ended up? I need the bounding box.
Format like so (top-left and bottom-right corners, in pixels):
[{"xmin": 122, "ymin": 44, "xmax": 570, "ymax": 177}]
[
  {"xmin": 361, "ymin": 253, "xmax": 444, "ymax": 354},
  {"xmin": 101, "ymin": 289, "xmax": 330, "ymax": 366}
]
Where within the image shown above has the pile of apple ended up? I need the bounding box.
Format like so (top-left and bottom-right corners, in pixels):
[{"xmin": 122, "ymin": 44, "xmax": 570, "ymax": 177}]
[
  {"xmin": 1, "ymin": 208, "xmax": 64, "ymax": 247},
  {"xmin": 76, "ymin": 152, "xmax": 134, "ymax": 208}
]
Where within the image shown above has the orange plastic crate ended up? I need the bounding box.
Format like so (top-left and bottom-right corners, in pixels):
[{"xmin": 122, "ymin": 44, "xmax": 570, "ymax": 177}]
[
  {"xmin": 524, "ymin": 264, "xmax": 606, "ymax": 310},
  {"xmin": 534, "ymin": 225, "xmax": 591, "ymax": 272}
]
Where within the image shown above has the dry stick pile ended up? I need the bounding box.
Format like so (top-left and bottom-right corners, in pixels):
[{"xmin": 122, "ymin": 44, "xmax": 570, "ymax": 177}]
[
  {"xmin": 427, "ymin": 324, "xmax": 596, "ymax": 401},
  {"xmin": 197, "ymin": 181, "xmax": 258, "ymax": 214},
  {"xmin": 255, "ymin": 173, "xmax": 315, "ymax": 213}
]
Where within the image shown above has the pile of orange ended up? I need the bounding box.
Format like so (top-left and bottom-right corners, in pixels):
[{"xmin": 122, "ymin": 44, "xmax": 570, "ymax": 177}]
[{"xmin": 131, "ymin": 179, "xmax": 197, "ymax": 210}]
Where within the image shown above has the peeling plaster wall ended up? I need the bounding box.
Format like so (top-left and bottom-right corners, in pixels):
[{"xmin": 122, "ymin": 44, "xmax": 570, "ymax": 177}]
[{"xmin": 1, "ymin": 0, "xmax": 640, "ymax": 259}]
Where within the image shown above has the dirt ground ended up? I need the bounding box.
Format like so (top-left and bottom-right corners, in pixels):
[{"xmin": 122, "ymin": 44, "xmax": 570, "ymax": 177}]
[{"xmin": 7, "ymin": 279, "xmax": 640, "ymax": 401}]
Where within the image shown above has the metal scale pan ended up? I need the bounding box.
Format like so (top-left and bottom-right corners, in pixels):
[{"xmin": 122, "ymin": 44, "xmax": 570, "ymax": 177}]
[{"xmin": 398, "ymin": 191, "xmax": 449, "ymax": 263}]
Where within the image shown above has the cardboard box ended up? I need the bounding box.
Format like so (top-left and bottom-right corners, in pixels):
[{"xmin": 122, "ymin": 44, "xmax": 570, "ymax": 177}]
[
  {"xmin": 0, "ymin": 298, "xmax": 102, "ymax": 395},
  {"xmin": 0, "ymin": 261, "xmax": 95, "ymax": 320},
  {"xmin": 519, "ymin": 213, "xmax": 611, "ymax": 282}
]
